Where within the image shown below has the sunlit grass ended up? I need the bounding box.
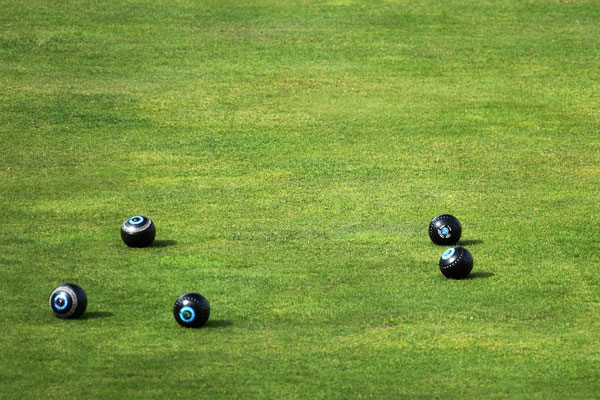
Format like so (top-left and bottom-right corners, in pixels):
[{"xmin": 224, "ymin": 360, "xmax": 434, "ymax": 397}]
[{"xmin": 1, "ymin": 0, "xmax": 599, "ymax": 398}]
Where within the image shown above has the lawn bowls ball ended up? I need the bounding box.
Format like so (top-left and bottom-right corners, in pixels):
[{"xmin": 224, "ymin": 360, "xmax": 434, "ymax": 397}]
[
  {"xmin": 429, "ymin": 214, "xmax": 462, "ymax": 246},
  {"xmin": 121, "ymin": 215, "xmax": 156, "ymax": 247},
  {"xmin": 173, "ymin": 293, "xmax": 210, "ymax": 328},
  {"xmin": 439, "ymin": 246, "xmax": 473, "ymax": 279},
  {"xmin": 49, "ymin": 283, "xmax": 87, "ymax": 319}
]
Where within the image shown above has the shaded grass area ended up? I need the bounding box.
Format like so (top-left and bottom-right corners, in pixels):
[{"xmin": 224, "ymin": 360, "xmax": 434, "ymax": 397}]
[{"xmin": 1, "ymin": 0, "xmax": 599, "ymax": 398}]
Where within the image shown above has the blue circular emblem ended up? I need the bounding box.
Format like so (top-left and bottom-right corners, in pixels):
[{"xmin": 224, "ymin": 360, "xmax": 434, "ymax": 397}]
[
  {"xmin": 53, "ymin": 293, "xmax": 69, "ymax": 311},
  {"xmin": 179, "ymin": 306, "xmax": 196, "ymax": 323},
  {"xmin": 442, "ymin": 248, "xmax": 456, "ymax": 260},
  {"xmin": 128, "ymin": 216, "xmax": 145, "ymax": 225},
  {"xmin": 440, "ymin": 227, "xmax": 449, "ymax": 235}
]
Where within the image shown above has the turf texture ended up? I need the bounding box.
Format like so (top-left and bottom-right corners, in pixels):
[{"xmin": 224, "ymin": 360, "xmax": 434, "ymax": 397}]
[{"xmin": 1, "ymin": 0, "xmax": 599, "ymax": 398}]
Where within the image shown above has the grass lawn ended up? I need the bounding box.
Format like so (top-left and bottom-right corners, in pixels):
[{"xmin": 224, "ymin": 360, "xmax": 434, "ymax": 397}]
[{"xmin": 1, "ymin": 0, "xmax": 599, "ymax": 398}]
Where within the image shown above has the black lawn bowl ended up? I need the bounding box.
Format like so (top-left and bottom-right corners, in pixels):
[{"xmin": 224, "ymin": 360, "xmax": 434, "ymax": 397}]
[
  {"xmin": 121, "ymin": 215, "xmax": 156, "ymax": 247},
  {"xmin": 173, "ymin": 293, "xmax": 210, "ymax": 328},
  {"xmin": 429, "ymin": 214, "xmax": 462, "ymax": 246},
  {"xmin": 49, "ymin": 283, "xmax": 87, "ymax": 319},
  {"xmin": 439, "ymin": 246, "xmax": 473, "ymax": 279}
]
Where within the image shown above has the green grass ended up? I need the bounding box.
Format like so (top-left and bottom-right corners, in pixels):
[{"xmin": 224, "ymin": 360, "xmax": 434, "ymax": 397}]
[{"xmin": 1, "ymin": 0, "xmax": 599, "ymax": 398}]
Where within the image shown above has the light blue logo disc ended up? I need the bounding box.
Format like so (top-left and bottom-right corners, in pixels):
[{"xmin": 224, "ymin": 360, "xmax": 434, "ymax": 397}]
[
  {"xmin": 442, "ymin": 248, "xmax": 456, "ymax": 260},
  {"xmin": 179, "ymin": 306, "xmax": 196, "ymax": 323},
  {"xmin": 128, "ymin": 216, "xmax": 145, "ymax": 225},
  {"xmin": 440, "ymin": 227, "xmax": 449, "ymax": 235},
  {"xmin": 53, "ymin": 293, "xmax": 69, "ymax": 311}
]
